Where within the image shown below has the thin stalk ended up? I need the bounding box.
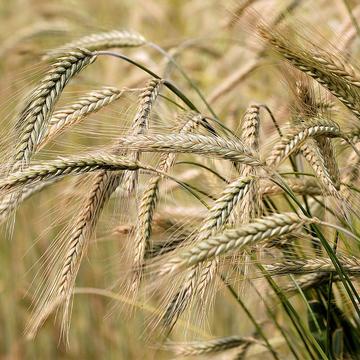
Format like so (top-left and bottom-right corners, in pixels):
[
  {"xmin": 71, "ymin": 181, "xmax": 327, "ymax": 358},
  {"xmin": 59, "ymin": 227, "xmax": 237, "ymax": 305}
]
[
  {"xmin": 260, "ymin": 266, "xmax": 328, "ymax": 360},
  {"xmin": 342, "ymin": 0, "xmax": 360, "ymax": 38},
  {"xmin": 271, "ymin": 176, "xmax": 360, "ymax": 320},
  {"xmin": 290, "ymin": 274, "xmax": 323, "ymax": 335},
  {"xmin": 175, "ymin": 161, "xmax": 229, "ymax": 183},
  {"xmin": 204, "ymin": 116, "xmax": 240, "ymax": 139},
  {"xmin": 148, "ymin": 42, "xmax": 219, "ymax": 119},
  {"xmin": 220, "ymin": 275, "xmax": 280, "ymax": 360},
  {"xmin": 326, "ymin": 231, "xmax": 339, "ymax": 359},
  {"xmin": 159, "ymin": 94, "xmax": 186, "ymax": 111},
  {"xmin": 250, "ymin": 281, "xmax": 300, "ymax": 360},
  {"xmin": 97, "ymin": 51, "xmax": 198, "ymax": 111},
  {"xmin": 259, "ymin": 104, "xmax": 283, "ymax": 137}
]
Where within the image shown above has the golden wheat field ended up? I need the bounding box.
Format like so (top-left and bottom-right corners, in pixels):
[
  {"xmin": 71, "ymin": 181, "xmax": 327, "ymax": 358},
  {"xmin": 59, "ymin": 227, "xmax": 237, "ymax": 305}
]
[{"xmin": 3, "ymin": 0, "xmax": 360, "ymax": 359}]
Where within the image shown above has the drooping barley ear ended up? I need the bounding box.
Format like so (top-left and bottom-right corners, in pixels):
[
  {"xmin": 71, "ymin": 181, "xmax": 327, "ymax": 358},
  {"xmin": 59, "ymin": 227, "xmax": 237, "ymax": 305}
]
[
  {"xmin": 232, "ymin": 104, "xmax": 262, "ymax": 298},
  {"xmin": 39, "ymin": 86, "xmax": 124, "ymax": 147},
  {"xmin": 162, "ymin": 266, "xmax": 198, "ymax": 331},
  {"xmin": 44, "ymin": 30, "xmax": 146, "ymax": 59},
  {"xmin": 123, "ymin": 78, "xmax": 163, "ymax": 194},
  {"xmin": 58, "ymin": 171, "xmax": 122, "ymax": 338},
  {"xmin": 292, "ymin": 77, "xmax": 341, "ymax": 190},
  {"xmin": 115, "ymin": 133, "xmax": 260, "ymax": 165},
  {"xmin": 258, "ymin": 24, "xmax": 360, "ymax": 119},
  {"xmin": 281, "ymin": 273, "xmax": 339, "ymax": 294},
  {"xmin": 311, "ymin": 48, "xmax": 360, "ymax": 88},
  {"xmin": 165, "ymin": 336, "xmax": 263, "ymax": 356},
  {"xmin": 196, "ymin": 105, "xmax": 262, "ymax": 310},
  {"xmin": 13, "ymin": 49, "xmax": 96, "ymax": 169},
  {"xmin": 0, "ymin": 153, "xmax": 141, "ymax": 192},
  {"xmin": 266, "ymin": 118, "xmax": 342, "ymax": 168},
  {"xmin": 162, "ymin": 178, "xmax": 252, "ymax": 327},
  {"xmin": 27, "ymin": 171, "xmax": 122, "ymax": 341},
  {"xmin": 264, "ymin": 256, "xmax": 360, "ymax": 275},
  {"xmin": 238, "ymin": 104, "xmax": 261, "ymax": 223},
  {"xmin": 261, "ymin": 178, "xmax": 322, "ymax": 196},
  {"xmin": 163, "ymin": 213, "xmax": 316, "ymax": 271},
  {"xmin": 128, "ymin": 112, "xmax": 202, "ymax": 296},
  {"xmin": 313, "ymin": 136, "xmax": 340, "ymax": 189},
  {"xmin": 300, "ymin": 141, "xmax": 340, "ymax": 196}
]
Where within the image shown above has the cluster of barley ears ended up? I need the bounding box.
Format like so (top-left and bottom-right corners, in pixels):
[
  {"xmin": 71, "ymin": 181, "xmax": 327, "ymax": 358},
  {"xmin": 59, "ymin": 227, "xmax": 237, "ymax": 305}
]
[{"xmin": 3, "ymin": 2, "xmax": 360, "ymax": 359}]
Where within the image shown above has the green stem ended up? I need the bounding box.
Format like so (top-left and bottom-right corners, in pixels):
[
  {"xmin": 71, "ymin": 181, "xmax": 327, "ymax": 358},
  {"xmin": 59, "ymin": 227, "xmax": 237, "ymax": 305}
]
[
  {"xmin": 271, "ymin": 175, "xmax": 360, "ymax": 321},
  {"xmin": 148, "ymin": 42, "xmax": 219, "ymax": 119},
  {"xmin": 97, "ymin": 51, "xmax": 199, "ymax": 111},
  {"xmin": 221, "ymin": 275, "xmax": 280, "ymax": 360}
]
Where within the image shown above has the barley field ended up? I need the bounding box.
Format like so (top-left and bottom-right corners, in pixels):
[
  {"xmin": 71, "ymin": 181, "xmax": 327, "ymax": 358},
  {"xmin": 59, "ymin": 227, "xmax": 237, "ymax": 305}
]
[{"xmin": 1, "ymin": 0, "xmax": 360, "ymax": 359}]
